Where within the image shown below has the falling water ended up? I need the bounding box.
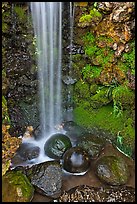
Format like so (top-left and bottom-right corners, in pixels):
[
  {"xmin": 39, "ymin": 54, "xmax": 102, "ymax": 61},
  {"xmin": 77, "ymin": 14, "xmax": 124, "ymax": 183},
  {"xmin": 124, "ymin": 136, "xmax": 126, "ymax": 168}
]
[{"xmin": 30, "ymin": 2, "xmax": 62, "ymax": 137}]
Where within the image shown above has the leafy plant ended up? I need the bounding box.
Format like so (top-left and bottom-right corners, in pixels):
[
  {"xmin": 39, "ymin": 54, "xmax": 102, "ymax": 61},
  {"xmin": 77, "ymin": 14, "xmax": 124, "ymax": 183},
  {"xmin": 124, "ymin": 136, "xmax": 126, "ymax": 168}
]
[
  {"xmin": 90, "ymin": 8, "xmax": 102, "ymax": 18},
  {"xmin": 115, "ymin": 132, "xmax": 132, "ymax": 157}
]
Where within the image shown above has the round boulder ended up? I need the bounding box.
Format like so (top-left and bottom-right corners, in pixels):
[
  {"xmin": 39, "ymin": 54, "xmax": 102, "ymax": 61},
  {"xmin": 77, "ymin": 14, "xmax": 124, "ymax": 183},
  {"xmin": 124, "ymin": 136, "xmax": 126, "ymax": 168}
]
[
  {"xmin": 62, "ymin": 146, "xmax": 90, "ymax": 174},
  {"xmin": 94, "ymin": 155, "xmax": 130, "ymax": 185},
  {"xmin": 44, "ymin": 133, "xmax": 72, "ymax": 159}
]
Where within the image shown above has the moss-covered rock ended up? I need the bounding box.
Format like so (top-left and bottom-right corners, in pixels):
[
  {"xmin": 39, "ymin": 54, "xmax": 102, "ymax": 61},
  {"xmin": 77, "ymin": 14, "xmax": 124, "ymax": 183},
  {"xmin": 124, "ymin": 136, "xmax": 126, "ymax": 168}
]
[
  {"xmin": 2, "ymin": 170, "xmax": 34, "ymax": 202},
  {"xmin": 112, "ymin": 85, "xmax": 135, "ymax": 111},
  {"xmin": 44, "ymin": 134, "xmax": 72, "ymax": 159},
  {"xmin": 94, "ymin": 155, "xmax": 130, "ymax": 185},
  {"xmin": 90, "ymin": 87, "xmax": 113, "ymax": 108},
  {"xmin": 77, "ymin": 134, "xmax": 109, "ymax": 158},
  {"xmin": 74, "ymin": 80, "xmax": 90, "ymax": 99},
  {"xmin": 73, "ymin": 104, "xmax": 133, "ymax": 138}
]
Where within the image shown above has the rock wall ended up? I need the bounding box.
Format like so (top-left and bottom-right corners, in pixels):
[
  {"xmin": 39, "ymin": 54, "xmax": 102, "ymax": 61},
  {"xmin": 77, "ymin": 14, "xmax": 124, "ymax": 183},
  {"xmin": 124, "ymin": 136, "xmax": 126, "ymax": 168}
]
[{"xmin": 70, "ymin": 2, "xmax": 135, "ymax": 156}]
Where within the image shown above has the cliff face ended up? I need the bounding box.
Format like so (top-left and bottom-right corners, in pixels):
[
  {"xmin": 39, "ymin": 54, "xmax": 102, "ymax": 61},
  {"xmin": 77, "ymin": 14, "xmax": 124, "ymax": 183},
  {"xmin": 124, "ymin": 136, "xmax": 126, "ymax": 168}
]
[{"xmin": 70, "ymin": 2, "xmax": 135, "ymax": 156}]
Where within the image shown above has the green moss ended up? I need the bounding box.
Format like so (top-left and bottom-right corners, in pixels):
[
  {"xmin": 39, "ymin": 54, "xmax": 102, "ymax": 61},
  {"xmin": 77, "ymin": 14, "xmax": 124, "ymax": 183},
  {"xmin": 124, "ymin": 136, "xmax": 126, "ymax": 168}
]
[
  {"xmin": 2, "ymin": 170, "xmax": 34, "ymax": 202},
  {"xmin": 90, "ymin": 8, "xmax": 102, "ymax": 18},
  {"xmin": 90, "ymin": 84, "xmax": 99, "ymax": 94},
  {"xmin": 83, "ymin": 32, "xmax": 96, "ymax": 45},
  {"xmin": 95, "ymin": 48, "xmax": 114, "ymax": 66},
  {"xmin": 14, "ymin": 6, "xmax": 27, "ymax": 22},
  {"xmin": 79, "ymin": 14, "xmax": 92, "ymax": 23},
  {"xmin": 74, "ymin": 80, "xmax": 90, "ymax": 99},
  {"xmin": 81, "ymin": 64, "xmax": 102, "ymax": 82},
  {"xmin": 79, "ymin": 8, "xmax": 102, "ymax": 24},
  {"xmin": 112, "ymin": 85, "xmax": 135, "ymax": 111},
  {"xmin": 97, "ymin": 35, "xmax": 114, "ymax": 44},
  {"xmin": 122, "ymin": 41, "xmax": 135, "ymax": 70},
  {"xmin": 90, "ymin": 87, "xmax": 113, "ymax": 108},
  {"xmin": 82, "ymin": 32, "xmax": 115, "ymax": 68},
  {"xmin": 73, "ymin": 104, "xmax": 132, "ymax": 138}
]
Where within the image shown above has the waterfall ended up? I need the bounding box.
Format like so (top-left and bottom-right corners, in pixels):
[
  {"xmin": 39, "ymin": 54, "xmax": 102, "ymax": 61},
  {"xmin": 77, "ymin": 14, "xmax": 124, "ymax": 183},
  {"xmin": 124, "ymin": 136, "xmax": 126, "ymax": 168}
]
[{"xmin": 30, "ymin": 2, "xmax": 62, "ymax": 137}]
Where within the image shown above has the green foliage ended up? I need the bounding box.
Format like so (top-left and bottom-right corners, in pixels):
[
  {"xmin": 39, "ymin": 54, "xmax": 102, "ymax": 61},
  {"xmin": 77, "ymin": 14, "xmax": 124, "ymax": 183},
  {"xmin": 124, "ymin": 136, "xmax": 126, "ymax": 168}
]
[
  {"xmin": 122, "ymin": 41, "xmax": 135, "ymax": 71},
  {"xmin": 112, "ymin": 85, "xmax": 135, "ymax": 112},
  {"xmin": 90, "ymin": 8, "xmax": 102, "ymax": 18},
  {"xmin": 14, "ymin": 6, "xmax": 26, "ymax": 21},
  {"xmin": 114, "ymin": 127, "xmax": 134, "ymax": 158},
  {"xmin": 79, "ymin": 8, "xmax": 102, "ymax": 24},
  {"xmin": 83, "ymin": 32, "xmax": 115, "ymax": 68},
  {"xmin": 79, "ymin": 14, "xmax": 92, "ymax": 23},
  {"xmin": 113, "ymin": 101, "xmax": 123, "ymax": 118},
  {"xmin": 73, "ymin": 104, "xmax": 131, "ymax": 137},
  {"xmin": 95, "ymin": 48, "xmax": 114, "ymax": 66},
  {"xmin": 83, "ymin": 32, "xmax": 96, "ymax": 45},
  {"xmin": 81, "ymin": 64, "xmax": 102, "ymax": 81}
]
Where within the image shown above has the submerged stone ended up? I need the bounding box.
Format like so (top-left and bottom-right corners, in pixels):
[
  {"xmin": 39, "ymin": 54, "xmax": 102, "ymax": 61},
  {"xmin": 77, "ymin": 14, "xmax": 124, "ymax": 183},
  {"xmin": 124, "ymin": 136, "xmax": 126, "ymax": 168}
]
[
  {"xmin": 15, "ymin": 142, "xmax": 40, "ymax": 161},
  {"xmin": 44, "ymin": 133, "xmax": 72, "ymax": 159},
  {"xmin": 2, "ymin": 170, "xmax": 34, "ymax": 202},
  {"xmin": 94, "ymin": 155, "xmax": 130, "ymax": 185},
  {"xmin": 62, "ymin": 146, "xmax": 90, "ymax": 174}
]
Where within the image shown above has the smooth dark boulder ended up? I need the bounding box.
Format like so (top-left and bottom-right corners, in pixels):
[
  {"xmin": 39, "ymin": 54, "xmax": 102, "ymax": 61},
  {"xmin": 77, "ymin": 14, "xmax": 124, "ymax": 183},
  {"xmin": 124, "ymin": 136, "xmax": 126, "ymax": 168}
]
[
  {"xmin": 44, "ymin": 133, "xmax": 72, "ymax": 159},
  {"xmin": 62, "ymin": 146, "xmax": 90, "ymax": 174}
]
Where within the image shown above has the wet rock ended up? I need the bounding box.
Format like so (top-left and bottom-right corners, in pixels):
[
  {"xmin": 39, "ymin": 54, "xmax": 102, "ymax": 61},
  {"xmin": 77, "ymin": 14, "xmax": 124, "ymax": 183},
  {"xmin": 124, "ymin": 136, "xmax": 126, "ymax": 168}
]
[
  {"xmin": 44, "ymin": 133, "xmax": 72, "ymax": 159},
  {"xmin": 62, "ymin": 146, "xmax": 90, "ymax": 174},
  {"xmin": 77, "ymin": 134, "xmax": 109, "ymax": 159},
  {"xmin": 2, "ymin": 170, "xmax": 34, "ymax": 202},
  {"xmin": 111, "ymin": 2, "xmax": 135, "ymax": 23},
  {"xmin": 15, "ymin": 143, "xmax": 40, "ymax": 161},
  {"xmin": 94, "ymin": 155, "xmax": 130, "ymax": 186},
  {"xmin": 112, "ymin": 42, "xmax": 118, "ymax": 51},
  {"xmin": 115, "ymin": 43, "xmax": 125, "ymax": 57},
  {"xmin": 62, "ymin": 76, "xmax": 77, "ymax": 85},
  {"xmin": 66, "ymin": 44, "xmax": 85, "ymax": 55},
  {"xmin": 62, "ymin": 121, "xmax": 87, "ymax": 143},
  {"xmin": 56, "ymin": 185, "xmax": 135, "ymax": 202},
  {"xmin": 25, "ymin": 161, "xmax": 62, "ymax": 198},
  {"xmin": 97, "ymin": 2, "xmax": 114, "ymax": 14}
]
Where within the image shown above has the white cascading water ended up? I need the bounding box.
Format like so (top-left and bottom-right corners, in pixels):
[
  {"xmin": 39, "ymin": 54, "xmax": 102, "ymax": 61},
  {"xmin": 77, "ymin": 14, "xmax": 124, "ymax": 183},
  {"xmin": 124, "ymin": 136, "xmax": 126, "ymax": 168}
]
[
  {"xmin": 19, "ymin": 2, "xmax": 64, "ymax": 164},
  {"xmin": 11, "ymin": 2, "xmax": 75, "ymax": 167},
  {"xmin": 30, "ymin": 2, "xmax": 62, "ymax": 137}
]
